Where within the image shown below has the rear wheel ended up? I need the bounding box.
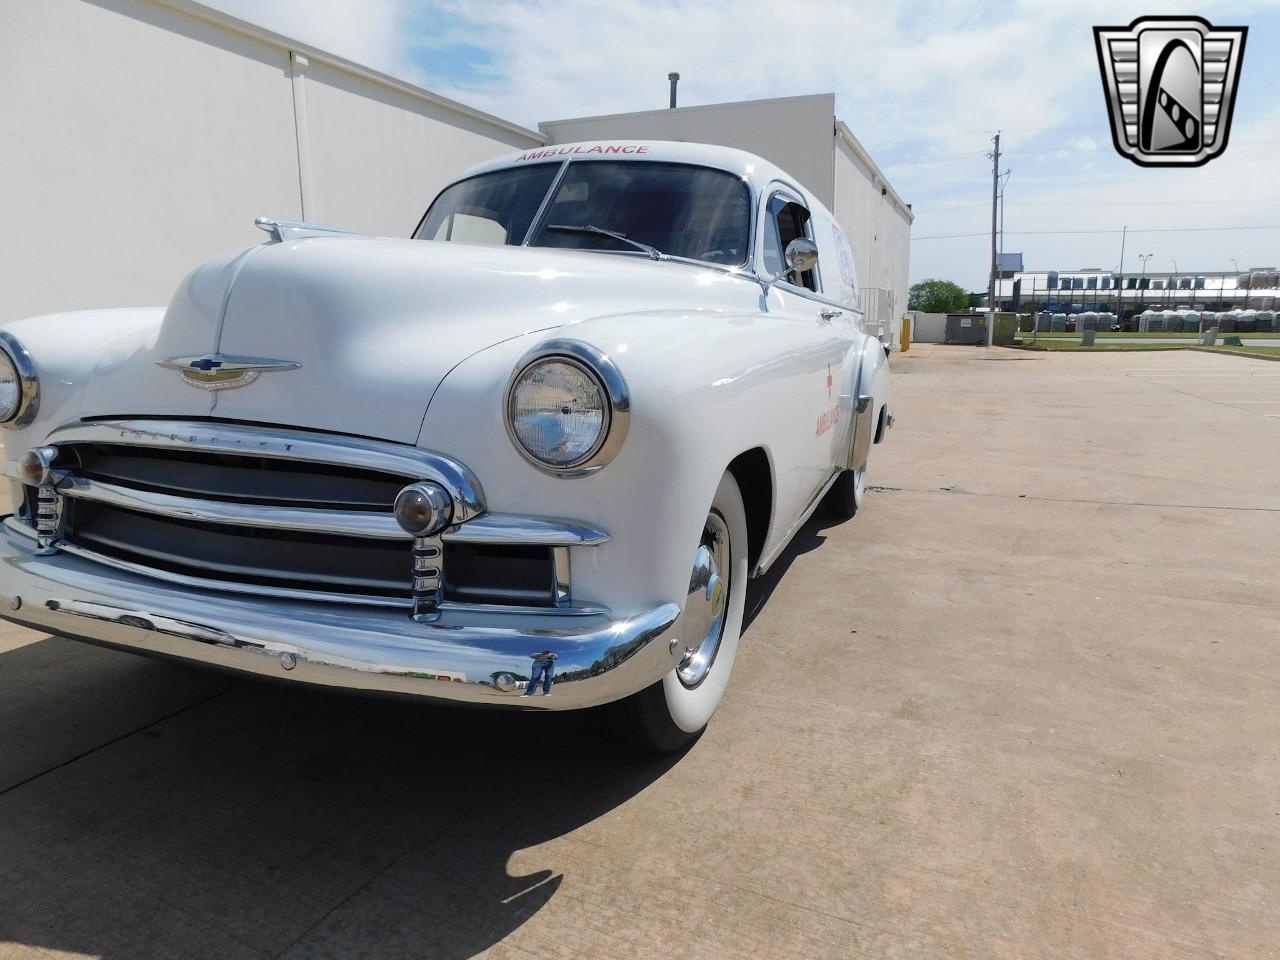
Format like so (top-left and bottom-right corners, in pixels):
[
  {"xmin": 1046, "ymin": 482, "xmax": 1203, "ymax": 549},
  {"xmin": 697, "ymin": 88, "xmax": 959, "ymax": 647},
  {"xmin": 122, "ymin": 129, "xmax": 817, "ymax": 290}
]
[
  {"xmin": 822, "ymin": 463, "xmax": 866, "ymax": 520},
  {"xmin": 616, "ymin": 471, "xmax": 748, "ymax": 752}
]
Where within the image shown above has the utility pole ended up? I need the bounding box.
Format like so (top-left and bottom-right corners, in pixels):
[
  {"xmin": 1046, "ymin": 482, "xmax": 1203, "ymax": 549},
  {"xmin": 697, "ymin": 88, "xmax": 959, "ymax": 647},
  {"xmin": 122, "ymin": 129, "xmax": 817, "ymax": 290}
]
[
  {"xmin": 986, "ymin": 131, "xmax": 1000, "ymax": 347},
  {"xmin": 1117, "ymin": 226, "xmax": 1127, "ymax": 318},
  {"xmin": 998, "ymin": 170, "xmax": 1011, "ymax": 263}
]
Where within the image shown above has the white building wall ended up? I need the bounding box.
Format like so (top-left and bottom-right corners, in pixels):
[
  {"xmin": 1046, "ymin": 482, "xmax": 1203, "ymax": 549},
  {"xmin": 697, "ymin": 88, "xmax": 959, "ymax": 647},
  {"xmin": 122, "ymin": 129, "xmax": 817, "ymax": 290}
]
[
  {"xmin": 832, "ymin": 129, "xmax": 912, "ymax": 343},
  {"xmin": 0, "ymin": 0, "xmax": 542, "ymax": 323},
  {"xmin": 301, "ymin": 61, "xmax": 539, "ymax": 237}
]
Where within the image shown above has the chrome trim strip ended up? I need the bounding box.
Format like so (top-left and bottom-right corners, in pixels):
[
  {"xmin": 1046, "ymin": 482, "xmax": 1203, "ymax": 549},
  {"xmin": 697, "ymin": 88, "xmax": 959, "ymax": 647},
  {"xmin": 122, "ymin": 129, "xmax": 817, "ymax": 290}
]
[
  {"xmin": 0, "ymin": 330, "xmax": 41, "ymax": 427},
  {"xmin": 57, "ymin": 475, "xmax": 410, "ymax": 540},
  {"xmin": 754, "ymin": 467, "xmax": 842, "ymax": 576},
  {"xmin": 519, "ymin": 159, "xmax": 572, "ymax": 245},
  {"xmin": 46, "ymin": 419, "xmax": 486, "ymax": 523},
  {"xmin": 4, "ymin": 515, "xmax": 36, "ymax": 540},
  {"xmin": 437, "ymin": 598, "xmax": 606, "ymax": 617},
  {"xmin": 54, "ymin": 540, "xmax": 408, "ymax": 609},
  {"xmin": 504, "ymin": 339, "xmax": 631, "ymax": 479},
  {"xmin": 441, "ymin": 513, "xmax": 609, "ymax": 546}
]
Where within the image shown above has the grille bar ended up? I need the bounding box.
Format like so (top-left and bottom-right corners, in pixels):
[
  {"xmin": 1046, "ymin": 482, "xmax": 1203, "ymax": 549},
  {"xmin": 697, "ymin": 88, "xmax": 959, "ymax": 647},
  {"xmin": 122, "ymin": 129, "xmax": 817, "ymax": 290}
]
[
  {"xmin": 48, "ymin": 419, "xmax": 485, "ymax": 524},
  {"xmin": 59, "ymin": 475, "xmax": 410, "ymax": 540},
  {"xmin": 55, "ymin": 539, "xmax": 409, "ymax": 608}
]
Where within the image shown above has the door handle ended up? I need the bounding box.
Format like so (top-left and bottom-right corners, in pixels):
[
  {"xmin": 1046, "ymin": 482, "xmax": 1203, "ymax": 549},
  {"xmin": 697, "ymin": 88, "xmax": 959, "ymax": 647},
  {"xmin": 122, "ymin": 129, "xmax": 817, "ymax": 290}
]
[{"xmin": 818, "ymin": 309, "xmax": 843, "ymax": 323}]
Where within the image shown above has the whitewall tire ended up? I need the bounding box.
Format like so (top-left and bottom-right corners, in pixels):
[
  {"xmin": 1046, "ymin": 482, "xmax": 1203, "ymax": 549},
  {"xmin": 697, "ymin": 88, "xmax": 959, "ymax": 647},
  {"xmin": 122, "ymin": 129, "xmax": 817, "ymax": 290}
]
[{"xmin": 616, "ymin": 471, "xmax": 748, "ymax": 752}]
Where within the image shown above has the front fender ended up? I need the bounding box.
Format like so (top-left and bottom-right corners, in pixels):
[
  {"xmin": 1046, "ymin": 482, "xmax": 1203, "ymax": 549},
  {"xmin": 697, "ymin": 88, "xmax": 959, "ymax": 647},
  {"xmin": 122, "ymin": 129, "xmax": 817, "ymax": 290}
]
[
  {"xmin": 0, "ymin": 308, "xmax": 168, "ymax": 447},
  {"xmin": 418, "ymin": 308, "xmax": 822, "ymax": 618}
]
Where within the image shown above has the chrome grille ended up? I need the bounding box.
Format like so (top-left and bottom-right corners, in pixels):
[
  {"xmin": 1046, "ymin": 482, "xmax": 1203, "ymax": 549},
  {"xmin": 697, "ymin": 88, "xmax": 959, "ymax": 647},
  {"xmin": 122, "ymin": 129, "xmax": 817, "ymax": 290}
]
[
  {"xmin": 10, "ymin": 420, "xmax": 608, "ymax": 615},
  {"xmin": 56, "ymin": 445, "xmax": 418, "ymax": 602},
  {"xmin": 21, "ymin": 420, "xmax": 488, "ymax": 609}
]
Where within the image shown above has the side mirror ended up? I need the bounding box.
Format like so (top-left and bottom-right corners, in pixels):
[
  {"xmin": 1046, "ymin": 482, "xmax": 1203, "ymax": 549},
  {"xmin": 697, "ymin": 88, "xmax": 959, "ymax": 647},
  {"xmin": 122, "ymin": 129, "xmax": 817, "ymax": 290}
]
[
  {"xmin": 761, "ymin": 237, "xmax": 818, "ymax": 294},
  {"xmin": 784, "ymin": 237, "xmax": 819, "ymax": 274}
]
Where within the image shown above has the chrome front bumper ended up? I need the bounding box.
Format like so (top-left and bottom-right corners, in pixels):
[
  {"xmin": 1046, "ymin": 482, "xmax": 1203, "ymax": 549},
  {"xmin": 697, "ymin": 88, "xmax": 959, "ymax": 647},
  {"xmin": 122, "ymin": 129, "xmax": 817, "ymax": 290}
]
[{"xmin": 0, "ymin": 522, "xmax": 681, "ymax": 710}]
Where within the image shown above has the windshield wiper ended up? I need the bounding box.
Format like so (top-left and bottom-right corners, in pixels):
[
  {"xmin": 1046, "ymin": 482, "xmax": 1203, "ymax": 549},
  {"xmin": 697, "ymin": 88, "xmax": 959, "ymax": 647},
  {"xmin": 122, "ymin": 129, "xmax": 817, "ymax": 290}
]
[{"xmin": 546, "ymin": 224, "xmax": 664, "ymax": 261}]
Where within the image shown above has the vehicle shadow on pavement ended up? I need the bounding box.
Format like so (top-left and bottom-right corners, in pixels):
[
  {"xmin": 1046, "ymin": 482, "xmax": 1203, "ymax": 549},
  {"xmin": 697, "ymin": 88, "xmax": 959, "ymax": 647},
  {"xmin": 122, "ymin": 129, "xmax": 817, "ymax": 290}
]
[
  {"xmin": 742, "ymin": 510, "xmax": 841, "ymax": 633},
  {"xmin": 0, "ymin": 639, "xmax": 686, "ymax": 960}
]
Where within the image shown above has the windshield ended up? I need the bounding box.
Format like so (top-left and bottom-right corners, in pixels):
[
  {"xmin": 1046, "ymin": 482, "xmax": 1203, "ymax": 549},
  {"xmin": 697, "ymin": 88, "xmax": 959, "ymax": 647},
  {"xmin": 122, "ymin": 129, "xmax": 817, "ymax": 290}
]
[
  {"xmin": 530, "ymin": 162, "xmax": 750, "ymax": 265},
  {"xmin": 416, "ymin": 160, "xmax": 752, "ymax": 267},
  {"xmin": 415, "ymin": 163, "xmax": 560, "ymax": 246}
]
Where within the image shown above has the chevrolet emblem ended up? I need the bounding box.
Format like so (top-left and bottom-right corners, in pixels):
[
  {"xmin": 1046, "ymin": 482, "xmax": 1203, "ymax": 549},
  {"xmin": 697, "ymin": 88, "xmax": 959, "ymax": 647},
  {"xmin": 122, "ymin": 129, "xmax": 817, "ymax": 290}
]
[{"xmin": 157, "ymin": 354, "xmax": 301, "ymax": 391}]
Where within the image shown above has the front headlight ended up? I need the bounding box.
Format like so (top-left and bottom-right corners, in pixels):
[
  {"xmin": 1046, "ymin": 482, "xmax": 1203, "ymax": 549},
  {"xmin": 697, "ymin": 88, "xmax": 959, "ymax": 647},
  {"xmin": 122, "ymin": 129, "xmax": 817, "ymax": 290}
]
[
  {"xmin": 0, "ymin": 332, "xmax": 38, "ymax": 427},
  {"xmin": 506, "ymin": 340, "xmax": 630, "ymax": 477}
]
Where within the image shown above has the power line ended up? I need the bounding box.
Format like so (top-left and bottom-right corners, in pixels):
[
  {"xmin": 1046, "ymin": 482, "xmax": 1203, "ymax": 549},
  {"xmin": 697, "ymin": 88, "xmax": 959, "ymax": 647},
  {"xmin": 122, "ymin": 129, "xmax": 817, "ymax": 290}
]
[
  {"xmin": 913, "ymin": 224, "xmax": 1280, "ymax": 241},
  {"xmin": 883, "ymin": 136, "xmax": 1280, "ymax": 168},
  {"xmin": 865, "ymin": 115, "xmax": 1280, "ymax": 151},
  {"xmin": 881, "ymin": 150, "xmax": 990, "ymax": 168},
  {"xmin": 916, "ymin": 197, "xmax": 1280, "ymax": 213},
  {"xmin": 1002, "ymin": 138, "xmax": 1280, "ymax": 156}
]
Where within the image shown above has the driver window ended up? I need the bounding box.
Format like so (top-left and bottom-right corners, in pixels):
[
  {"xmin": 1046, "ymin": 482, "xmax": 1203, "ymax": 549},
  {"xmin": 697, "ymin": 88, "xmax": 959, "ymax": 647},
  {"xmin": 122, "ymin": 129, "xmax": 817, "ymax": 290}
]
[{"xmin": 764, "ymin": 193, "xmax": 819, "ymax": 292}]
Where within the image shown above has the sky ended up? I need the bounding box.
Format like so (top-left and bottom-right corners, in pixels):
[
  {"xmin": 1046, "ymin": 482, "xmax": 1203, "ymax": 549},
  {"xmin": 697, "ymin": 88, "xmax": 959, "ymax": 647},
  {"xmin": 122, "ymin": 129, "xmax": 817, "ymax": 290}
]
[{"xmin": 204, "ymin": 0, "xmax": 1280, "ymax": 291}]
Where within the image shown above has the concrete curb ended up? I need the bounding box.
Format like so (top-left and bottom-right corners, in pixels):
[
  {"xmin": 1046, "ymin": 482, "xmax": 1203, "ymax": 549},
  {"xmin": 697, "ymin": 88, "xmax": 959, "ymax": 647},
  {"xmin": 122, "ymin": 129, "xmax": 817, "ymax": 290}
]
[{"xmin": 1188, "ymin": 346, "xmax": 1280, "ymax": 362}]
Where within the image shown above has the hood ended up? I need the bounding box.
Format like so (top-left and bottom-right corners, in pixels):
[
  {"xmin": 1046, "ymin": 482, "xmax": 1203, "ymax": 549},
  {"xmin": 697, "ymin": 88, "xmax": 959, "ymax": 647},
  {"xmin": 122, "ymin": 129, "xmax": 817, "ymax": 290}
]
[{"xmin": 171, "ymin": 236, "xmax": 752, "ymax": 443}]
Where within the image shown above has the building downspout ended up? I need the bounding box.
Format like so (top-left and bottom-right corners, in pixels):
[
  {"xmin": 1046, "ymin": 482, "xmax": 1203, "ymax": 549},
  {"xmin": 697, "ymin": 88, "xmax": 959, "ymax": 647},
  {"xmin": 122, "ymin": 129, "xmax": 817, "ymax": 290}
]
[{"xmin": 289, "ymin": 51, "xmax": 315, "ymax": 221}]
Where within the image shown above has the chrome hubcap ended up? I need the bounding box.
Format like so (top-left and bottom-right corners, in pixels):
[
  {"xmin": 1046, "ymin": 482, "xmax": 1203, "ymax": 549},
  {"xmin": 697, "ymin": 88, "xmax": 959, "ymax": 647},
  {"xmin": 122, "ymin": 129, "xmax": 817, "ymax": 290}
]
[{"xmin": 677, "ymin": 511, "xmax": 730, "ymax": 688}]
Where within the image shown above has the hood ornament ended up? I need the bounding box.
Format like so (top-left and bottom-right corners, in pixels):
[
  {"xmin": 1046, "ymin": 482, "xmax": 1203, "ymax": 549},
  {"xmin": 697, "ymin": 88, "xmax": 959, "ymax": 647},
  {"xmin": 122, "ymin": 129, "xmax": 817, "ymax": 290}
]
[{"xmin": 157, "ymin": 354, "xmax": 301, "ymax": 391}]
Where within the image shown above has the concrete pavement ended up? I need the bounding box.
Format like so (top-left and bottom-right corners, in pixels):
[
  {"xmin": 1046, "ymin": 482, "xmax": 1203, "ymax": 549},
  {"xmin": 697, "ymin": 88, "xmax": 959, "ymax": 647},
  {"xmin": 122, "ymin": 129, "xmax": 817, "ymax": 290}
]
[{"xmin": 0, "ymin": 345, "xmax": 1277, "ymax": 958}]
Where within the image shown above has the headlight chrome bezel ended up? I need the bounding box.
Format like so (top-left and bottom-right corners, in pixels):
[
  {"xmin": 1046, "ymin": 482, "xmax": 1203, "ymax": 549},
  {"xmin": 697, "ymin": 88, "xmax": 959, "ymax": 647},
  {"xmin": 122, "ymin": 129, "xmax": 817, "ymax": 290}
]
[
  {"xmin": 0, "ymin": 331, "xmax": 40, "ymax": 428},
  {"xmin": 505, "ymin": 339, "xmax": 630, "ymax": 478}
]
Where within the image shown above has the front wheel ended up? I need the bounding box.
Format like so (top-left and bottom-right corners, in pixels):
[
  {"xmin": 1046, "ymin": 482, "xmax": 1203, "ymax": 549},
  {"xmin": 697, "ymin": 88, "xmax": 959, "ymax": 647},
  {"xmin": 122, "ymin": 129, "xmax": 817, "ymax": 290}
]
[{"xmin": 616, "ymin": 471, "xmax": 749, "ymax": 752}]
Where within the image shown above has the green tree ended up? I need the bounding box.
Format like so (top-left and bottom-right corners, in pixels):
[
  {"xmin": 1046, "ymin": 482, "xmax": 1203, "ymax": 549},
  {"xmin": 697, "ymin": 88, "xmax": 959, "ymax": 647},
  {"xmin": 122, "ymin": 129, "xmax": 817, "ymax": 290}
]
[{"xmin": 908, "ymin": 278, "xmax": 970, "ymax": 313}]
